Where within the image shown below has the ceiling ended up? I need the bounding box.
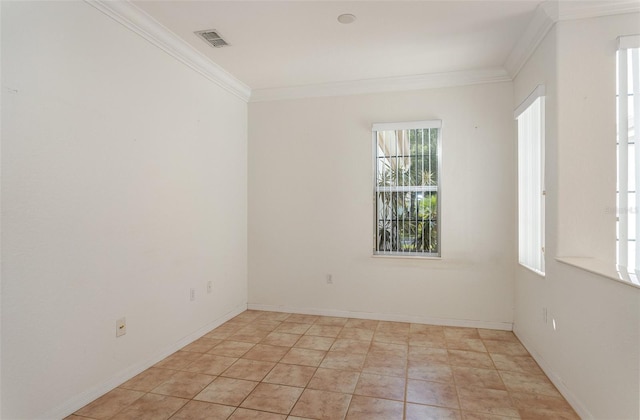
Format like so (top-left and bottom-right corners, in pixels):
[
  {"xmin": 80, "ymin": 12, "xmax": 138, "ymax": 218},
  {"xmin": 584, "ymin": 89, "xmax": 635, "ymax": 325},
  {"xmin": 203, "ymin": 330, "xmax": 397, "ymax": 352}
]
[{"xmin": 133, "ymin": 1, "xmax": 542, "ymax": 91}]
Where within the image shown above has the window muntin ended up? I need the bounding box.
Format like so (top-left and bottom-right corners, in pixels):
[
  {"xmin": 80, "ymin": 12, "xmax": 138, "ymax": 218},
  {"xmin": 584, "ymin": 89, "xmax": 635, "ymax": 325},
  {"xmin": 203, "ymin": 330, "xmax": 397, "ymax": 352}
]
[
  {"xmin": 516, "ymin": 86, "xmax": 545, "ymax": 275},
  {"xmin": 373, "ymin": 121, "xmax": 441, "ymax": 257},
  {"xmin": 616, "ymin": 35, "xmax": 640, "ymax": 278}
]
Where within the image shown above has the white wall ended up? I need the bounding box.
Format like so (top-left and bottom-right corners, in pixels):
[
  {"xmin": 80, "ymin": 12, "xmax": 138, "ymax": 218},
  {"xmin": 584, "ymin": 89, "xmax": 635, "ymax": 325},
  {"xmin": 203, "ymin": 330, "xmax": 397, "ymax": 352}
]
[
  {"xmin": 514, "ymin": 13, "xmax": 640, "ymax": 420},
  {"xmin": 1, "ymin": 2, "xmax": 248, "ymax": 418},
  {"xmin": 248, "ymin": 82, "xmax": 516, "ymax": 328}
]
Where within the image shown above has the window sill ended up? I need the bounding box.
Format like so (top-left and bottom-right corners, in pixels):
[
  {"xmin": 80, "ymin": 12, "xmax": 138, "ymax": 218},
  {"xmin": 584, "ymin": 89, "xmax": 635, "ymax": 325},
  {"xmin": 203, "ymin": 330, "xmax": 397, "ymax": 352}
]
[
  {"xmin": 372, "ymin": 253, "xmax": 441, "ymax": 260},
  {"xmin": 555, "ymin": 257, "xmax": 640, "ymax": 290}
]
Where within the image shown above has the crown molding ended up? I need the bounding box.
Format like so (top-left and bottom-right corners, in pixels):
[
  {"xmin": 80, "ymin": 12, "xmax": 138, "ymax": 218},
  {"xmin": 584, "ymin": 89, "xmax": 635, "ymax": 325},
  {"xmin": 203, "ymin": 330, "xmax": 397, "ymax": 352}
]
[
  {"xmin": 504, "ymin": 3, "xmax": 556, "ymax": 78},
  {"xmin": 84, "ymin": 0, "xmax": 251, "ymax": 102},
  {"xmin": 250, "ymin": 67, "xmax": 512, "ymax": 103},
  {"xmin": 555, "ymin": 0, "xmax": 640, "ymax": 21},
  {"xmin": 505, "ymin": 0, "xmax": 640, "ymax": 79}
]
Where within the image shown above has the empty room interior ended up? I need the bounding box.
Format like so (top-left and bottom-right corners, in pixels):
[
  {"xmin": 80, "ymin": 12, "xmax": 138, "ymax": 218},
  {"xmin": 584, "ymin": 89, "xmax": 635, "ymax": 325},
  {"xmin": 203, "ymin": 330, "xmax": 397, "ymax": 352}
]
[{"xmin": 2, "ymin": 0, "xmax": 640, "ymax": 419}]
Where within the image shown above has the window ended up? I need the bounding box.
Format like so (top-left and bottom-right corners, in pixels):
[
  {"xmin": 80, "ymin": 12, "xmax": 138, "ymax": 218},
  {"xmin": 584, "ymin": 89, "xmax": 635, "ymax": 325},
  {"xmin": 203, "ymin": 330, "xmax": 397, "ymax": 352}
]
[
  {"xmin": 373, "ymin": 121, "xmax": 441, "ymax": 257},
  {"xmin": 515, "ymin": 85, "xmax": 545, "ymax": 275},
  {"xmin": 616, "ymin": 35, "xmax": 640, "ymax": 277}
]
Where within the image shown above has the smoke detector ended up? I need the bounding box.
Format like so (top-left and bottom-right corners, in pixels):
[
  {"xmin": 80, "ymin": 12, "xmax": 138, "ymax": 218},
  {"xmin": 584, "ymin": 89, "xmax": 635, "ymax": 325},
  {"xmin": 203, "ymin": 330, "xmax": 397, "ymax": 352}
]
[{"xmin": 195, "ymin": 30, "xmax": 230, "ymax": 48}]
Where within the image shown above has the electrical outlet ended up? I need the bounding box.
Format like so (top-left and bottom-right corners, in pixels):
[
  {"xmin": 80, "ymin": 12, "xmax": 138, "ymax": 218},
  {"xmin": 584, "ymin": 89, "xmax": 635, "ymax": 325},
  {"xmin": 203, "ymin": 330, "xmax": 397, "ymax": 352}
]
[
  {"xmin": 116, "ymin": 317, "xmax": 126, "ymax": 337},
  {"xmin": 326, "ymin": 274, "xmax": 333, "ymax": 284},
  {"xmin": 190, "ymin": 288, "xmax": 196, "ymax": 301},
  {"xmin": 207, "ymin": 281, "xmax": 212, "ymax": 294}
]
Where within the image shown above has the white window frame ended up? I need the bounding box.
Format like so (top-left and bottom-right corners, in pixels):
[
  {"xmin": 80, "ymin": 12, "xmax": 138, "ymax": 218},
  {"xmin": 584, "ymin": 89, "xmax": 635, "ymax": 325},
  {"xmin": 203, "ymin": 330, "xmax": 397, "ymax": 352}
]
[
  {"xmin": 515, "ymin": 85, "xmax": 545, "ymax": 275},
  {"xmin": 616, "ymin": 34, "xmax": 640, "ymax": 280},
  {"xmin": 372, "ymin": 120, "xmax": 442, "ymax": 258}
]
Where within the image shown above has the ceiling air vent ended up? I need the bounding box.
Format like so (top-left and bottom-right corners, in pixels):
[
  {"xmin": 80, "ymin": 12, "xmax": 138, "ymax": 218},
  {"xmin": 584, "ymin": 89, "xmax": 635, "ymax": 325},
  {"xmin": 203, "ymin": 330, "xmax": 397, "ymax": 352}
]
[{"xmin": 195, "ymin": 30, "xmax": 230, "ymax": 48}]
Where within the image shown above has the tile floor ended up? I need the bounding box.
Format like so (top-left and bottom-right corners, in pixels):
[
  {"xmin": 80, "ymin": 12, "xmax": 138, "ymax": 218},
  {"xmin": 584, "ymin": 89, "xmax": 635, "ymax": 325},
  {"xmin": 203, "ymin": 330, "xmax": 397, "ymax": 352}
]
[{"xmin": 70, "ymin": 310, "xmax": 579, "ymax": 420}]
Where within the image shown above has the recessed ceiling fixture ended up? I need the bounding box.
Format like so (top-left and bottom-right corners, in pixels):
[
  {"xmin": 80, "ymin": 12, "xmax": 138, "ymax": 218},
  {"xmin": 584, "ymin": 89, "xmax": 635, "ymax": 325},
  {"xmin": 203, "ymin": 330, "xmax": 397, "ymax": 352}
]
[
  {"xmin": 195, "ymin": 29, "xmax": 229, "ymax": 48},
  {"xmin": 337, "ymin": 14, "xmax": 356, "ymax": 24}
]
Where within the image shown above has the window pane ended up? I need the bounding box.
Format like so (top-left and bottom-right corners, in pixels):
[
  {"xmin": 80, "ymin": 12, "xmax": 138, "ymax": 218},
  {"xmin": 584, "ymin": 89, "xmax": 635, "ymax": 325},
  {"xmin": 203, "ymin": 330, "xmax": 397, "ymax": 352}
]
[
  {"xmin": 617, "ymin": 45, "xmax": 639, "ymax": 272},
  {"xmin": 517, "ymin": 93, "xmax": 545, "ymax": 274},
  {"xmin": 374, "ymin": 123, "xmax": 440, "ymax": 256}
]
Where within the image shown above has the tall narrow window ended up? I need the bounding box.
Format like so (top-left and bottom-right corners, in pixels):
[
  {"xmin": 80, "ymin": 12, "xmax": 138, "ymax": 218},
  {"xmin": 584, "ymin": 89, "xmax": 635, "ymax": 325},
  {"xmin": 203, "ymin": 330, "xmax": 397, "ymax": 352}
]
[
  {"xmin": 373, "ymin": 121, "xmax": 441, "ymax": 257},
  {"xmin": 516, "ymin": 86, "xmax": 545, "ymax": 275},
  {"xmin": 617, "ymin": 35, "xmax": 640, "ymax": 276}
]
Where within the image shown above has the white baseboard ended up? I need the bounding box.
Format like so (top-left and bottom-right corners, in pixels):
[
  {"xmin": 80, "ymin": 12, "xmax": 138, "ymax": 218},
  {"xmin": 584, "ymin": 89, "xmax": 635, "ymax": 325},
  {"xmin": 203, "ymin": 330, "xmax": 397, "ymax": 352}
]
[
  {"xmin": 513, "ymin": 326, "xmax": 591, "ymax": 420},
  {"xmin": 247, "ymin": 303, "xmax": 513, "ymax": 331},
  {"xmin": 44, "ymin": 303, "xmax": 247, "ymax": 420}
]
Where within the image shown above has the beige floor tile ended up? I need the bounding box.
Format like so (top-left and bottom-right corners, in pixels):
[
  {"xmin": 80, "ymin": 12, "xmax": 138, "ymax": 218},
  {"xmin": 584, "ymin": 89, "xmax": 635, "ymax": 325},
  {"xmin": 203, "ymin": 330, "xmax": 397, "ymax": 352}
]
[
  {"xmin": 285, "ymin": 314, "xmax": 319, "ymax": 324},
  {"xmin": 290, "ymin": 389, "xmax": 351, "ymax": 420},
  {"xmin": 362, "ymin": 353, "xmax": 407, "ymax": 377},
  {"xmin": 314, "ymin": 316, "xmax": 349, "ymax": 327},
  {"xmin": 338, "ymin": 328, "xmax": 374, "ymax": 341},
  {"xmin": 409, "ymin": 346, "xmax": 449, "ymax": 364},
  {"xmin": 280, "ymin": 348, "xmax": 326, "ymax": 367},
  {"xmin": 499, "ymin": 371, "xmax": 561, "ymax": 397},
  {"xmin": 369, "ymin": 342, "xmax": 408, "ymax": 356},
  {"xmin": 154, "ymin": 351, "xmax": 201, "ymax": 370},
  {"xmin": 319, "ymin": 351, "xmax": 366, "ymax": 371},
  {"xmin": 477, "ymin": 329, "xmax": 519, "ymax": 342},
  {"xmin": 75, "ymin": 388, "xmax": 144, "ymax": 419},
  {"xmin": 222, "ymin": 359, "xmax": 276, "ymax": 381},
  {"xmin": 194, "ymin": 377, "xmax": 258, "ymax": 406},
  {"xmin": 243, "ymin": 344, "xmax": 290, "ymax": 362},
  {"xmin": 262, "ymin": 332, "xmax": 302, "ymax": 347},
  {"xmin": 240, "ymin": 383, "xmax": 304, "ymax": 414},
  {"xmin": 490, "ymin": 354, "xmax": 543, "ymax": 375},
  {"xmin": 110, "ymin": 393, "xmax": 187, "ymax": 420},
  {"xmin": 483, "ymin": 340, "xmax": 528, "ymax": 356},
  {"xmin": 205, "ymin": 327, "xmax": 237, "ymax": 340},
  {"xmin": 186, "ymin": 354, "xmax": 238, "ymax": 376},
  {"xmin": 208, "ymin": 341, "xmax": 255, "ymax": 358},
  {"xmin": 376, "ymin": 321, "xmax": 410, "ymax": 334},
  {"xmin": 410, "ymin": 324, "xmax": 445, "ymax": 334},
  {"xmin": 273, "ymin": 322, "xmax": 312, "ymax": 335},
  {"xmin": 457, "ymin": 386, "xmax": 519, "ymax": 417},
  {"xmin": 452, "ymin": 366, "xmax": 506, "ymax": 390},
  {"xmin": 294, "ymin": 335, "xmax": 335, "ymax": 351},
  {"xmin": 330, "ymin": 339, "xmax": 371, "ymax": 354},
  {"xmin": 462, "ymin": 412, "xmax": 520, "ymax": 419},
  {"xmin": 406, "ymin": 403, "xmax": 462, "ymax": 420},
  {"xmin": 354, "ymin": 373, "xmax": 406, "ymax": 401},
  {"xmin": 257, "ymin": 312, "xmax": 292, "ymax": 322},
  {"xmin": 444, "ymin": 327, "xmax": 480, "ymax": 340},
  {"xmin": 510, "ymin": 390, "xmax": 575, "ymax": 412},
  {"xmin": 446, "ymin": 338, "xmax": 487, "ymax": 353},
  {"xmin": 228, "ymin": 408, "xmax": 287, "ymax": 419},
  {"xmin": 408, "ymin": 361, "xmax": 453, "ymax": 383},
  {"xmin": 170, "ymin": 400, "xmax": 236, "ymax": 420},
  {"xmin": 448, "ymin": 350, "xmax": 495, "ymax": 369},
  {"xmin": 307, "ymin": 368, "xmax": 360, "ymax": 394},
  {"xmin": 518, "ymin": 407, "xmax": 579, "ymax": 419},
  {"xmin": 119, "ymin": 367, "xmax": 176, "ymax": 392},
  {"xmin": 305, "ymin": 325, "xmax": 343, "ymax": 338},
  {"xmin": 182, "ymin": 338, "xmax": 223, "ymax": 353},
  {"xmin": 345, "ymin": 395, "xmax": 404, "ymax": 420},
  {"xmin": 150, "ymin": 371, "xmax": 215, "ymax": 399},
  {"xmin": 406, "ymin": 379, "xmax": 460, "ymax": 409},
  {"xmin": 254, "ymin": 320, "xmax": 284, "ymax": 331},
  {"xmin": 233, "ymin": 311, "xmax": 263, "ymax": 323},
  {"xmin": 372, "ymin": 331, "xmax": 409, "ymax": 345},
  {"xmin": 409, "ymin": 333, "xmax": 447, "ymax": 348},
  {"xmin": 263, "ymin": 364, "xmax": 316, "ymax": 387},
  {"xmin": 229, "ymin": 329, "xmax": 271, "ymax": 344},
  {"xmin": 344, "ymin": 319, "xmax": 379, "ymax": 330}
]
